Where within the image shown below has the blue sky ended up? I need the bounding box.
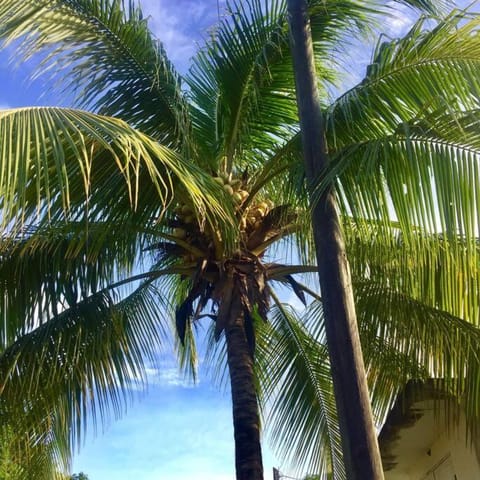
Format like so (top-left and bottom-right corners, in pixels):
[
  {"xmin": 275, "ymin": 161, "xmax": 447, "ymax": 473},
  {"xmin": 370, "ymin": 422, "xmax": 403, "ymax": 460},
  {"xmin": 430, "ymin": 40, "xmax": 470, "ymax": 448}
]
[{"xmin": 0, "ymin": 1, "xmax": 470, "ymax": 479}]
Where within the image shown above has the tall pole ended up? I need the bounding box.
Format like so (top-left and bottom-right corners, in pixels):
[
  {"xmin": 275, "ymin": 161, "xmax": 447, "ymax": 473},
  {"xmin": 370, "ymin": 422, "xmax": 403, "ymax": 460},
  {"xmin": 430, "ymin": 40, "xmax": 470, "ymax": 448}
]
[{"xmin": 286, "ymin": 1, "xmax": 384, "ymax": 478}]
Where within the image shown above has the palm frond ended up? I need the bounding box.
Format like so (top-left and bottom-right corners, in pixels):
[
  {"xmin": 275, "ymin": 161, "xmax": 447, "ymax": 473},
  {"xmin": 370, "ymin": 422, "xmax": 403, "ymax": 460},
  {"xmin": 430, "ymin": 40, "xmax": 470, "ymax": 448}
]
[
  {"xmin": 189, "ymin": 0, "xmax": 423, "ymax": 171},
  {"xmin": 0, "ymin": 107, "xmax": 231, "ymax": 235},
  {"xmin": 0, "ymin": 219, "xmax": 152, "ymax": 344},
  {"xmin": 389, "ymin": 0, "xmax": 452, "ymax": 14},
  {"xmin": 0, "ymin": 420, "xmax": 68, "ymax": 480},
  {"xmin": 256, "ymin": 298, "xmax": 344, "ymax": 479},
  {"xmin": 317, "ymin": 12, "xmax": 480, "ymax": 313},
  {"xmin": 0, "ymin": 281, "xmax": 168, "ymax": 458},
  {"xmin": 331, "ymin": 109, "xmax": 480, "ymax": 238},
  {"xmin": 188, "ymin": 0, "xmax": 299, "ymax": 171},
  {"xmin": 328, "ymin": 11, "xmax": 480, "ymax": 148},
  {"xmin": 355, "ymin": 279, "xmax": 480, "ymax": 434},
  {"xmin": 0, "ymin": 0, "xmax": 188, "ymax": 144}
]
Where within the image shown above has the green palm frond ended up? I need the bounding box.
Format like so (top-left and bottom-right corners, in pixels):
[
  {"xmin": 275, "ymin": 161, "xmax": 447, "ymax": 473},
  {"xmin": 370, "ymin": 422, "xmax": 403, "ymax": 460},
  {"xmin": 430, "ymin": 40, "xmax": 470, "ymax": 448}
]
[
  {"xmin": 355, "ymin": 279, "xmax": 480, "ymax": 431},
  {"xmin": 188, "ymin": 0, "xmax": 298, "ymax": 170},
  {"xmin": 0, "ymin": 0, "xmax": 188, "ymax": 144},
  {"xmin": 188, "ymin": 0, "xmax": 392, "ymax": 172},
  {"xmin": 346, "ymin": 222, "xmax": 480, "ymax": 325},
  {"xmin": 331, "ymin": 109, "xmax": 480, "ymax": 241},
  {"xmin": 389, "ymin": 0, "xmax": 452, "ymax": 14},
  {"xmin": 259, "ymin": 277, "xmax": 480, "ymax": 477},
  {"xmin": 0, "ymin": 407, "xmax": 72, "ymax": 479},
  {"xmin": 0, "ymin": 107, "xmax": 230, "ymax": 233},
  {"xmin": 0, "ymin": 219, "xmax": 151, "ymax": 344},
  {"xmin": 0, "ymin": 280, "xmax": 168, "ymax": 459},
  {"xmin": 328, "ymin": 11, "xmax": 480, "ymax": 148},
  {"xmin": 256, "ymin": 299, "xmax": 343, "ymax": 479},
  {"xmin": 316, "ymin": 13, "xmax": 480, "ymax": 311}
]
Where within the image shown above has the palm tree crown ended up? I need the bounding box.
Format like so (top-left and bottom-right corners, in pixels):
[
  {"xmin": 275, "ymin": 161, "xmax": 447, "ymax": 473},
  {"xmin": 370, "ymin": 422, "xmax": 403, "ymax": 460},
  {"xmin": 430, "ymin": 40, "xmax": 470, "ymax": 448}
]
[{"xmin": 0, "ymin": 1, "xmax": 479, "ymax": 479}]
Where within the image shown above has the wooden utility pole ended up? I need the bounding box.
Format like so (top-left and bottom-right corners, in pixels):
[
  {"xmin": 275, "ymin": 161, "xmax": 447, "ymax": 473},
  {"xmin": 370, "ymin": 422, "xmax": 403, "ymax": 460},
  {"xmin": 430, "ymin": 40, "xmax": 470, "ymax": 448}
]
[{"xmin": 286, "ymin": 1, "xmax": 384, "ymax": 478}]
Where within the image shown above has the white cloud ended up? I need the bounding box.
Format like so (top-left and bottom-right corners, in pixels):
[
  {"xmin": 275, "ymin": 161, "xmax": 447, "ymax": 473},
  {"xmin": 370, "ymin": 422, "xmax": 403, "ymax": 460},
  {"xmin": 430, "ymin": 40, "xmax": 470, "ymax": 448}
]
[
  {"xmin": 383, "ymin": 2, "xmax": 417, "ymax": 38},
  {"xmin": 138, "ymin": 0, "xmax": 226, "ymax": 72},
  {"xmin": 147, "ymin": 365, "xmax": 197, "ymax": 388}
]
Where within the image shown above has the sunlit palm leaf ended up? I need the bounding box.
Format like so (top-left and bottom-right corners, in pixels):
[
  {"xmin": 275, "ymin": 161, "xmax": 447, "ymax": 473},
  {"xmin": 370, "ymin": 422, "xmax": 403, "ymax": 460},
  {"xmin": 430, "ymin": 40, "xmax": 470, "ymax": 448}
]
[
  {"xmin": 317, "ymin": 13, "xmax": 480, "ymax": 324},
  {"xmin": 259, "ymin": 275, "xmax": 480, "ymax": 477},
  {"xmin": 0, "ymin": 107, "xmax": 230, "ymax": 234},
  {"xmin": 0, "ymin": 408, "xmax": 72, "ymax": 479},
  {"xmin": 355, "ymin": 279, "xmax": 480, "ymax": 430},
  {"xmin": 327, "ymin": 11, "xmax": 480, "ymax": 153},
  {"xmin": 187, "ymin": 0, "xmax": 398, "ymax": 172},
  {"xmin": 256, "ymin": 300, "xmax": 344, "ymax": 479}
]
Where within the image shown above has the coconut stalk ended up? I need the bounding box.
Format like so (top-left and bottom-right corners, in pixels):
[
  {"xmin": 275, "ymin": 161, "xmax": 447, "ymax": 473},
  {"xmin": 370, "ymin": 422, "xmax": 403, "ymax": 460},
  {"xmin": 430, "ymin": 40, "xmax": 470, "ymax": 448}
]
[{"xmin": 286, "ymin": 1, "xmax": 384, "ymax": 478}]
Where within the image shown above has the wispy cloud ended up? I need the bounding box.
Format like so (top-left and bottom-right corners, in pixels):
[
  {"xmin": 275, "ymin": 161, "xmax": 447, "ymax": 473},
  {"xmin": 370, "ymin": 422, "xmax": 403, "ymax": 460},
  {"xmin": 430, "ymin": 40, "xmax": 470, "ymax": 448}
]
[
  {"xmin": 383, "ymin": 2, "xmax": 418, "ymax": 37},
  {"xmin": 139, "ymin": 0, "xmax": 226, "ymax": 72},
  {"xmin": 146, "ymin": 364, "xmax": 197, "ymax": 388}
]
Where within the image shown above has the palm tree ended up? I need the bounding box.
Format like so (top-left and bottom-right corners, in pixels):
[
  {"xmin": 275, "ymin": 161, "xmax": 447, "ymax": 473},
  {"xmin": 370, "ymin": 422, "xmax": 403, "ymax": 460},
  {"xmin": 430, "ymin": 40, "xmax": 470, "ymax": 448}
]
[
  {"xmin": 287, "ymin": 0, "xmax": 384, "ymax": 475},
  {"xmin": 256, "ymin": 8, "xmax": 480, "ymax": 479},
  {"xmin": 0, "ymin": 1, "xmax": 479, "ymax": 479},
  {"xmin": 0, "ymin": 1, "xmax": 360, "ymax": 477}
]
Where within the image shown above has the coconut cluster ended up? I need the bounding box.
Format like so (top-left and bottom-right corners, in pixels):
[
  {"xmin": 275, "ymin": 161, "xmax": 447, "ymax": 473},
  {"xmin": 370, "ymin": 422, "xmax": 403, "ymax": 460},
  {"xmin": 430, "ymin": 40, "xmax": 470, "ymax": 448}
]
[
  {"xmin": 212, "ymin": 174, "xmax": 275, "ymax": 232},
  {"xmin": 242, "ymin": 199, "xmax": 274, "ymax": 232},
  {"xmin": 171, "ymin": 202, "xmax": 196, "ymax": 240},
  {"xmin": 171, "ymin": 173, "xmax": 275, "ymax": 244},
  {"xmin": 212, "ymin": 174, "xmax": 249, "ymax": 206}
]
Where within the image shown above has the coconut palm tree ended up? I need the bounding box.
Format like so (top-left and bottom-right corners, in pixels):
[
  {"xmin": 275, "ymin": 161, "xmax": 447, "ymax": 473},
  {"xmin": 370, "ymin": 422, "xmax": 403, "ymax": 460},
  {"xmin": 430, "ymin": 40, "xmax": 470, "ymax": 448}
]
[
  {"xmin": 0, "ymin": 1, "xmax": 479, "ymax": 479},
  {"xmin": 0, "ymin": 1, "xmax": 365, "ymax": 477},
  {"xmin": 256, "ymin": 8, "xmax": 480, "ymax": 479}
]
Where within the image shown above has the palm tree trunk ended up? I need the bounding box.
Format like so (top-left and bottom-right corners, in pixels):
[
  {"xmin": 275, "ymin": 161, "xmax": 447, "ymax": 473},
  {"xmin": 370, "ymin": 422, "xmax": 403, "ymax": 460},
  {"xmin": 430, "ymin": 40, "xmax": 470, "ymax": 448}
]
[
  {"xmin": 286, "ymin": 1, "xmax": 384, "ymax": 479},
  {"xmin": 225, "ymin": 295, "xmax": 263, "ymax": 480}
]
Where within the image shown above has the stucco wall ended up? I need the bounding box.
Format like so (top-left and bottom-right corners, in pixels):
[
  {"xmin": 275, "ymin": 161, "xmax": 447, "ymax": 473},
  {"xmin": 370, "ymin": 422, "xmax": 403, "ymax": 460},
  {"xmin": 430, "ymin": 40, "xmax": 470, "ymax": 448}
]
[{"xmin": 384, "ymin": 407, "xmax": 480, "ymax": 480}]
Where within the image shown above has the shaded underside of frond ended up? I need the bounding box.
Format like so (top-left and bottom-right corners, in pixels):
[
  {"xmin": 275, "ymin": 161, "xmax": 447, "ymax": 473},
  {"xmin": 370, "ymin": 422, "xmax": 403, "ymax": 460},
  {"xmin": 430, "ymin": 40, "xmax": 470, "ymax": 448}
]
[{"xmin": 0, "ymin": 219, "xmax": 156, "ymax": 344}]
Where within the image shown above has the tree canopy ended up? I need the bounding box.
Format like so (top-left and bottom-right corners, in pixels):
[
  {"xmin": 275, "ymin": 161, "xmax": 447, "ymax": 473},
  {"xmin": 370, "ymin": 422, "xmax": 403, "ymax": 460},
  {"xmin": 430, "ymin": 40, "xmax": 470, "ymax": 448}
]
[{"xmin": 0, "ymin": 0, "xmax": 478, "ymax": 478}]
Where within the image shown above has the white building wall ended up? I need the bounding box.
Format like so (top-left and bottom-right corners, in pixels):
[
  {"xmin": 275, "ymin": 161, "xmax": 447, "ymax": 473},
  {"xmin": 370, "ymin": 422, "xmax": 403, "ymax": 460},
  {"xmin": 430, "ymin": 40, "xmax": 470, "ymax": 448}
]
[{"xmin": 386, "ymin": 412, "xmax": 480, "ymax": 480}]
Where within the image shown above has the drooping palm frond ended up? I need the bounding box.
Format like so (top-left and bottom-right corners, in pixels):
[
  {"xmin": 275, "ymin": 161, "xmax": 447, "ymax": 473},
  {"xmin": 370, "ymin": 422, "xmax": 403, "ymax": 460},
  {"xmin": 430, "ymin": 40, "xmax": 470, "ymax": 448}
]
[
  {"xmin": 346, "ymin": 220, "xmax": 480, "ymax": 425},
  {"xmin": 0, "ymin": 279, "xmax": 169, "ymax": 467},
  {"xmin": 256, "ymin": 299, "xmax": 344, "ymax": 479},
  {"xmin": 354, "ymin": 279, "xmax": 480, "ymax": 424},
  {"xmin": 315, "ymin": 12, "xmax": 480, "ymax": 323},
  {"xmin": 0, "ymin": 219, "xmax": 152, "ymax": 344},
  {"xmin": 389, "ymin": 0, "xmax": 452, "ymax": 14},
  {"xmin": 345, "ymin": 221, "xmax": 480, "ymax": 325},
  {"xmin": 325, "ymin": 10, "xmax": 480, "ymax": 227},
  {"xmin": 0, "ymin": 0, "xmax": 188, "ymax": 144},
  {"xmin": 258, "ymin": 270, "xmax": 480, "ymax": 478},
  {"xmin": 328, "ymin": 11, "xmax": 480, "ymax": 147},
  {"xmin": 0, "ymin": 107, "xmax": 231, "ymax": 234}
]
